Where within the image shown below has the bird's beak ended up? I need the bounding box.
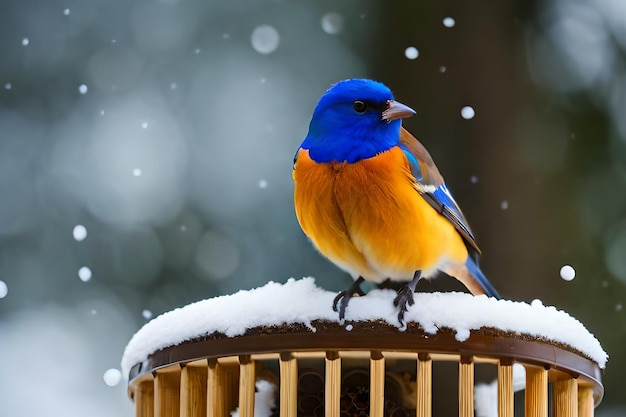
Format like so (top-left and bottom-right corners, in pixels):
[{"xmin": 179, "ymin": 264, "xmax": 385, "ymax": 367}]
[{"xmin": 382, "ymin": 100, "xmax": 416, "ymax": 121}]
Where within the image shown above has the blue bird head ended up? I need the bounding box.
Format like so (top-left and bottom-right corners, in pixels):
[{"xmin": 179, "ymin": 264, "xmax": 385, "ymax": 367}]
[{"xmin": 301, "ymin": 79, "xmax": 415, "ymax": 163}]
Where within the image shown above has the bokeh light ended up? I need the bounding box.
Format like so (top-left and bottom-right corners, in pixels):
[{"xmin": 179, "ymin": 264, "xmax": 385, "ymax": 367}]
[
  {"xmin": 460, "ymin": 106, "xmax": 475, "ymax": 119},
  {"xmin": 251, "ymin": 25, "xmax": 280, "ymax": 54},
  {"xmin": 321, "ymin": 12, "xmax": 344, "ymax": 35},
  {"xmin": 404, "ymin": 46, "xmax": 419, "ymax": 60},
  {"xmin": 103, "ymin": 368, "xmax": 122, "ymax": 387},
  {"xmin": 443, "ymin": 17, "xmax": 456, "ymax": 28},
  {"xmin": 560, "ymin": 265, "xmax": 576, "ymax": 281}
]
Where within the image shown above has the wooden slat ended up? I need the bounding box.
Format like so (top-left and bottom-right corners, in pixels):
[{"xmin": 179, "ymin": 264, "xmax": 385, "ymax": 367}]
[
  {"xmin": 370, "ymin": 351, "xmax": 385, "ymax": 417},
  {"xmin": 578, "ymin": 386, "xmax": 594, "ymax": 417},
  {"xmin": 555, "ymin": 379, "xmax": 578, "ymax": 417},
  {"xmin": 180, "ymin": 364, "xmax": 207, "ymax": 417},
  {"xmin": 525, "ymin": 366, "xmax": 548, "ymax": 417},
  {"xmin": 207, "ymin": 360, "xmax": 222, "ymax": 417},
  {"xmin": 325, "ymin": 351, "xmax": 341, "ymax": 417},
  {"xmin": 135, "ymin": 379, "xmax": 155, "ymax": 417},
  {"xmin": 238, "ymin": 355, "xmax": 256, "ymax": 417},
  {"xmin": 416, "ymin": 353, "xmax": 432, "ymax": 417},
  {"xmin": 154, "ymin": 368, "xmax": 181, "ymax": 417},
  {"xmin": 498, "ymin": 359, "xmax": 514, "ymax": 417},
  {"xmin": 279, "ymin": 352, "xmax": 298, "ymax": 417},
  {"xmin": 459, "ymin": 356, "xmax": 474, "ymax": 417}
]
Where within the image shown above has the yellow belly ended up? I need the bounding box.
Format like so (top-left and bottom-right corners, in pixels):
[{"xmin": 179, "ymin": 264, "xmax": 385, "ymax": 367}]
[{"xmin": 293, "ymin": 147, "xmax": 468, "ymax": 282}]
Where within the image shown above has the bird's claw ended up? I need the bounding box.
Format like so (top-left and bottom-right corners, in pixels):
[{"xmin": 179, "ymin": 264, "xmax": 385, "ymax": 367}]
[
  {"xmin": 393, "ymin": 285, "xmax": 416, "ymax": 326},
  {"xmin": 333, "ymin": 277, "xmax": 365, "ymax": 321}
]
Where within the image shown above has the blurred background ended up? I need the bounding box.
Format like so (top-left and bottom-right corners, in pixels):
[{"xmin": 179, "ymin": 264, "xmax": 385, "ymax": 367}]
[{"xmin": 0, "ymin": 0, "xmax": 624, "ymax": 415}]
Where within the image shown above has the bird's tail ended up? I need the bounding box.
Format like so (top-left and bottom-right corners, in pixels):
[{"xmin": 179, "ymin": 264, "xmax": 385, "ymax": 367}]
[{"xmin": 464, "ymin": 257, "xmax": 501, "ymax": 299}]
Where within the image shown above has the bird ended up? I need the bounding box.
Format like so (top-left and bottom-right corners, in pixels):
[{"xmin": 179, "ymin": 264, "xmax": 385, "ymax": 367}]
[{"xmin": 292, "ymin": 78, "xmax": 500, "ymax": 324}]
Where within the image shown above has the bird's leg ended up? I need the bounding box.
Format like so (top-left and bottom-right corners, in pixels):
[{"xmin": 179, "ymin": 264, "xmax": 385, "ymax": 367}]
[
  {"xmin": 333, "ymin": 277, "xmax": 366, "ymax": 321},
  {"xmin": 393, "ymin": 271, "xmax": 422, "ymax": 325}
]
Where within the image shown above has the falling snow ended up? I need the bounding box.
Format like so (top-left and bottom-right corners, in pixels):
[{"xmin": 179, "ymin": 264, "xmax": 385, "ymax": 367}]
[
  {"xmin": 404, "ymin": 46, "xmax": 419, "ymax": 60},
  {"xmin": 73, "ymin": 225, "xmax": 87, "ymax": 241},
  {"xmin": 443, "ymin": 17, "xmax": 456, "ymax": 28},
  {"xmin": 560, "ymin": 265, "xmax": 576, "ymax": 281},
  {"xmin": 251, "ymin": 25, "xmax": 280, "ymax": 54},
  {"xmin": 0, "ymin": 280, "xmax": 7, "ymax": 298},
  {"xmin": 321, "ymin": 12, "xmax": 344, "ymax": 35},
  {"xmin": 461, "ymin": 106, "xmax": 475, "ymax": 119},
  {"xmin": 78, "ymin": 266, "xmax": 92, "ymax": 282},
  {"xmin": 103, "ymin": 368, "xmax": 122, "ymax": 387},
  {"xmin": 78, "ymin": 84, "xmax": 88, "ymax": 94}
]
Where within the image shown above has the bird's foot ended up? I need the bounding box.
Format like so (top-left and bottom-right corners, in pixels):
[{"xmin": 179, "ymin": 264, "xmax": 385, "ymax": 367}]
[
  {"xmin": 393, "ymin": 285, "xmax": 415, "ymax": 326},
  {"xmin": 333, "ymin": 277, "xmax": 365, "ymax": 321},
  {"xmin": 393, "ymin": 271, "xmax": 422, "ymax": 326}
]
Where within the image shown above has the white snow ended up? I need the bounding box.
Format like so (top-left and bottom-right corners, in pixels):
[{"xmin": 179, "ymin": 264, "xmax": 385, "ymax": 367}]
[
  {"xmin": 251, "ymin": 25, "xmax": 280, "ymax": 54},
  {"xmin": 0, "ymin": 280, "xmax": 7, "ymax": 298},
  {"xmin": 73, "ymin": 224, "xmax": 87, "ymax": 241},
  {"xmin": 560, "ymin": 265, "xmax": 576, "ymax": 281},
  {"xmin": 404, "ymin": 46, "xmax": 419, "ymax": 60},
  {"xmin": 321, "ymin": 12, "xmax": 344, "ymax": 35},
  {"xmin": 230, "ymin": 380, "xmax": 276, "ymax": 417},
  {"xmin": 475, "ymin": 364, "xmax": 526, "ymax": 417},
  {"xmin": 78, "ymin": 266, "xmax": 92, "ymax": 282},
  {"xmin": 103, "ymin": 368, "xmax": 122, "ymax": 387},
  {"xmin": 443, "ymin": 17, "xmax": 456, "ymax": 28},
  {"xmin": 78, "ymin": 84, "xmax": 88, "ymax": 94},
  {"xmin": 121, "ymin": 278, "xmax": 607, "ymax": 377},
  {"xmin": 461, "ymin": 106, "xmax": 476, "ymax": 119}
]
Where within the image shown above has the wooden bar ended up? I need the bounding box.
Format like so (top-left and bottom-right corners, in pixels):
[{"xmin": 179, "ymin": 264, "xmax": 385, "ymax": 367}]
[
  {"xmin": 180, "ymin": 364, "xmax": 207, "ymax": 417},
  {"xmin": 416, "ymin": 353, "xmax": 432, "ymax": 417},
  {"xmin": 554, "ymin": 379, "xmax": 577, "ymax": 417},
  {"xmin": 238, "ymin": 355, "xmax": 256, "ymax": 417},
  {"xmin": 279, "ymin": 352, "xmax": 298, "ymax": 417},
  {"xmin": 207, "ymin": 360, "xmax": 224, "ymax": 417},
  {"xmin": 498, "ymin": 359, "xmax": 514, "ymax": 417},
  {"xmin": 325, "ymin": 351, "xmax": 341, "ymax": 417},
  {"xmin": 459, "ymin": 356, "xmax": 474, "ymax": 417},
  {"xmin": 154, "ymin": 368, "xmax": 181, "ymax": 417},
  {"xmin": 578, "ymin": 386, "xmax": 594, "ymax": 417},
  {"xmin": 525, "ymin": 366, "xmax": 548, "ymax": 417},
  {"xmin": 370, "ymin": 351, "xmax": 385, "ymax": 417},
  {"xmin": 135, "ymin": 379, "xmax": 155, "ymax": 417}
]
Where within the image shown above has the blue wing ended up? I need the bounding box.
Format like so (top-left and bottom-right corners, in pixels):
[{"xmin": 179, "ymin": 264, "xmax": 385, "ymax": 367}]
[{"xmin": 398, "ymin": 128, "xmax": 481, "ymax": 255}]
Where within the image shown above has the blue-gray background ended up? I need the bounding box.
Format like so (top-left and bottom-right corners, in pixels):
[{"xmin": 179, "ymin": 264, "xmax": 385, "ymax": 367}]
[{"xmin": 0, "ymin": 0, "xmax": 624, "ymax": 415}]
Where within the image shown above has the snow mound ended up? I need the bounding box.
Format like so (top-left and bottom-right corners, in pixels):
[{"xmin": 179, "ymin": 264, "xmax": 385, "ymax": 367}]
[{"xmin": 121, "ymin": 278, "xmax": 607, "ymax": 377}]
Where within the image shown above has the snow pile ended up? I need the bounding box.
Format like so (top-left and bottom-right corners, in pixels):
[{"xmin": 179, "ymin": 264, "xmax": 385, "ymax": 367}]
[
  {"xmin": 474, "ymin": 364, "xmax": 526, "ymax": 417},
  {"xmin": 121, "ymin": 278, "xmax": 607, "ymax": 377},
  {"xmin": 230, "ymin": 380, "xmax": 276, "ymax": 417}
]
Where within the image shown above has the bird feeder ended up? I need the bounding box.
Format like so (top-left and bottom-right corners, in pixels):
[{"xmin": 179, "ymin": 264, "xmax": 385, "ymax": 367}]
[{"xmin": 123, "ymin": 279, "xmax": 605, "ymax": 417}]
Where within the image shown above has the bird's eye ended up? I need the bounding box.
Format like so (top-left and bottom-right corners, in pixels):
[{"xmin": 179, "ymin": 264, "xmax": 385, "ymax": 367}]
[{"xmin": 353, "ymin": 100, "xmax": 367, "ymax": 113}]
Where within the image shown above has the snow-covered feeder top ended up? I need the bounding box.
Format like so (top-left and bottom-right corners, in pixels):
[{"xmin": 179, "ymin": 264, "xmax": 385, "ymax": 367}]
[{"xmin": 123, "ymin": 277, "xmax": 606, "ymax": 413}]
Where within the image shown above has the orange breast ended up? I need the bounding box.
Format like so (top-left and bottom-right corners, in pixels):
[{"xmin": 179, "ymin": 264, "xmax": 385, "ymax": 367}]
[{"xmin": 293, "ymin": 147, "xmax": 467, "ymax": 282}]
